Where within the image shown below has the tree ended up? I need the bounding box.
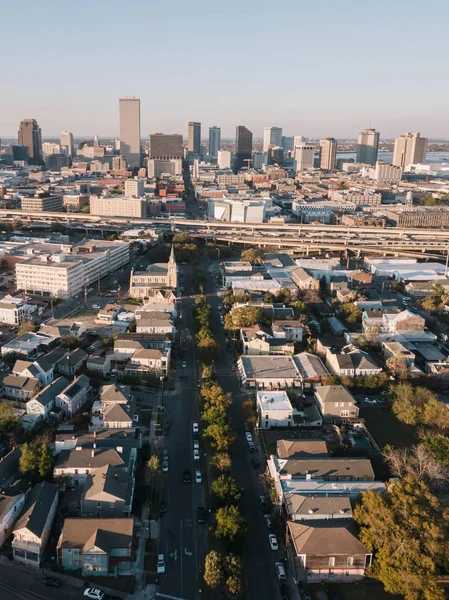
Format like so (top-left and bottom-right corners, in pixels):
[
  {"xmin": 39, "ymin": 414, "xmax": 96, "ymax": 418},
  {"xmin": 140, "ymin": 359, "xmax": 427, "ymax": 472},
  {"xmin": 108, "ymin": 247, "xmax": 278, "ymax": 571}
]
[
  {"xmin": 202, "ymin": 406, "xmax": 228, "ymax": 428},
  {"xmin": 204, "ymin": 422, "xmax": 235, "ymax": 451},
  {"xmin": 215, "ymin": 505, "xmax": 247, "ymax": 541},
  {"xmin": 38, "ymin": 444, "xmax": 54, "ymax": 480},
  {"xmin": 212, "ymin": 475, "xmax": 243, "ymax": 505},
  {"xmin": 354, "ymin": 477, "xmax": 449, "ymax": 600},
  {"xmin": 421, "ymin": 432, "xmax": 449, "ymax": 467},
  {"xmin": 391, "ymin": 383, "xmax": 436, "ymax": 427},
  {"xmin": 19, "ymin": 442, "xmax": 37, "ymax": 476},
  {"xmin": 211, "ymin": 452, "xmax": 232, "ymax": 473},
  {"xmin": 203, "ymin": 551, "xmax": 224, "ymax": 588},
  {"xmin": 339, "ymin": 302, "xmax": 362, "ymax": 326},
  {"xmin": 290, "ymin": 300, "xmax": 307, "ymax": 314},
  {"xmin": 226, "ymin": 575, "xmax": 243, "ymax": 597},
  {"xmin": 147, "ymin": 455, "xmax": 160, "ymax": 473},
  {"xmin": 201, "ymin": 384, "xmax": 232, "ymax": 411},
  {"xmin": 423, "ymin": 398, "xmax": 449, "ymax": 432},
  {"xmin": 241, "ymin": 248, "xmax": 264, "ymax": 265},
  {"xmin": 18, "ymin": 319, "xmax": 37, "ymax": 335},
  {"xmin": 173, "ymin": 232, "xmax": 194, "ymax": 244},
  {"xmin": 196, "ymin": 333, "xmax": 220, "ymax": 364},
  {"xmin": 386, "ymin": 356, "xmax": 408, "ymax": 380},
  {"xmin": 0, "ymin": 402, "xmax": 20, "ymax": 432},
  {"xmin": 60, "ymin": 334, "xmax": 80, "ymax": 349},
  {"xmin": 224, "ymin": 307, "xmax": 263, "ymax": 330},
  {"xmin": 383, "ymin": 444, "xmax": 449, "ymax": 487}
]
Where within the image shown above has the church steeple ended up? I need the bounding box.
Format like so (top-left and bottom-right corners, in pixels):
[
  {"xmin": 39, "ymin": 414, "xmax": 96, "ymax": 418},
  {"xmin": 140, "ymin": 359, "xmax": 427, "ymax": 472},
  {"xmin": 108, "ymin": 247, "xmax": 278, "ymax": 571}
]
[
  {"xmin": 169, "ymin": 244, "xmax": 176, "ymax": 264},
  {"xmin": 167, "ymin": 244, "xmax": 178, "ymax": 289}
]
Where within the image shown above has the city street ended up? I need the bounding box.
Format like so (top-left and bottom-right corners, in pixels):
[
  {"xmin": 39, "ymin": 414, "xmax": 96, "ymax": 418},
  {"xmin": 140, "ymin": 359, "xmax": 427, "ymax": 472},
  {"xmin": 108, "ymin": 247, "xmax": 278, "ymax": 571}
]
[
  {"xmin": 155, "ymin": 265, "xmax": 208, "ymax": 600},
  {"xmin": 0, "ymin": 564, "xmax": 81, "ymax": 600}
]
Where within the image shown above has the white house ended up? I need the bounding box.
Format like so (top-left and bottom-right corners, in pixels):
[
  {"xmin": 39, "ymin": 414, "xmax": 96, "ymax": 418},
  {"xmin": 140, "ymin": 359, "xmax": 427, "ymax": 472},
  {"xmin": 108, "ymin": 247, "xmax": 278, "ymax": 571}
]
[
  {"xmin": 0, "ymin": 490, "xmax": 26, "ymax": 547},
  {"xmin": 26, "ymin": 376, "xmax": 70, "ymax": 419},
  {"xmin": 257, "ymin": 390, "xmax": 293, "ymax": 429},
  {"xmin": 55, "ymin": 375, "xmax": 92, "ymax": 417}
]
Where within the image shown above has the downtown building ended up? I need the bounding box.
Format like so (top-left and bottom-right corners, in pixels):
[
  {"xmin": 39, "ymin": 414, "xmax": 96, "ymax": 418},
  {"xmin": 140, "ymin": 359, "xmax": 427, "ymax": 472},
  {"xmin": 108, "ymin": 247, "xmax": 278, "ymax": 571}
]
[
  {"xmin": 148, "ymin": 133, "xmax": 183, "ymax": 177},
  {"xmin": 18, "ymin": 119, "xmax": 43, "ymax": 165},
  {"xmin": 208, "ymin": 126, "xmax": 221, "ymax": 159},
  {"xmin": 235, "ymin": 126, "xmax": 253, "ymax": 171},
  {"xmin": 356, "ymin": 128, "xmax": 379, "ymax": 166},
  {"xmin": 393, "ymin": 132, "xmax": 427, "ymax": 168},
  {"xmin": 90, "ymin": 196, "xmax": 146, "ymax": 218},
  {"xmin": 119, "ymin": 97, "xmax": 141, "ymax": 168},
  {"xmin": 319, "ymin": 138, "xmax": 337, "ymax": 170}
]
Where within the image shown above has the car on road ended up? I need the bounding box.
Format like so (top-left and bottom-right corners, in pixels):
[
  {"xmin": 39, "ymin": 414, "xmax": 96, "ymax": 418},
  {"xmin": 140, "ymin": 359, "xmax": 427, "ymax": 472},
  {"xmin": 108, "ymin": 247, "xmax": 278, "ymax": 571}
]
[
  {"xmin": 84, "ymin": 589, "xmax": 105, "ymax": 600},
  {"xmin": 43, "ymin": 577, "xmax": 61, "ymax": 588},
  {"xmin": 275, "ymin": 562, "xmax": 286, "ymax": 580},
  {"xmin": 92, "ymin": 304, "xmax": 100, "ymax": 309},
  {"xmin": 248, "ymin": 441, "xmax": 255, "ymax": 452},
  {"xmin": 231, "ymin": 364, "xmax": 236, "ymax": 371},
  {"xmin": 183, "ymin": 469, "xmax": 191, "ymax": 483},
  {"xmin": 197, "ymin": 506, "xmax": 206, "ymax": 523},
  {"xmin": 192, "ymin": 422, "xmax": 199, "ymax": 434},
  {"xmin": 259, "ymin": 495, "xmax": 267, "ymax": 506},
  {"xmin": 181, "ymin": 360, "xmax": 187, "ymax": 368},
  {"xmin": 264, "ymin": 514, "xmax": 272, "ymax": 528},
  {"xmin": 193, "ymin": 440, "xmax": 200, "ymax": 450},
  {"xmin": 364, "ymin": 397, "xmax": 377, "ymax": 404},
  {"xmin": 252, "ymin": 457, "xmax": 260, "ymax": 468},
  {"xmin": 162, "ymin": 458, "xmax": 169, "ymax": 472},
  {"xmin": 193, "ymin": 448, "xmax": 200, "ymax": 461},
  {"xmin": 157, "ymin": 554, "xmax": 166, "ymax": 574},
  {"xmin": 159, "ymin": 500, "xmax": 167, "ymax": 515},
  {"xmin": 245, "ymin": 432, "xmax": 253, "ymax": 443},
  {"xmin": 195, "ymin": 469, "xmax": 202, "ymax": 483},
  {"xmin": 269, "ymin": 534, "xmax": 279, "ymax": 550}
]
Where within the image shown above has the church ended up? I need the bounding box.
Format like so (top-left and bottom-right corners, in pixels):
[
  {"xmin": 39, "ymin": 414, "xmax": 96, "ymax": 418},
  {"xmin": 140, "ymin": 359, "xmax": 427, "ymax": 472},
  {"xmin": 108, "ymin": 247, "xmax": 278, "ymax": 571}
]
[{"xmin": 129, "ymin": 245, "xmax": 178, "ymax": 299}]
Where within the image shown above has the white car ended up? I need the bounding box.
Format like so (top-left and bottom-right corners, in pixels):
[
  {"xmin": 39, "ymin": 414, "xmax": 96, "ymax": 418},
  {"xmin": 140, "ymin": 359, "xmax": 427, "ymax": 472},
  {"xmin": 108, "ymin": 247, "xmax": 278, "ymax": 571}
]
[
  {"xmin": 92, "ymin": 304, "xmax": 100, "ymax": 309},
  {"xmin": 275, "ymin": 562, "xmax": 286, "ymax": 580},
  {"xmin": 193, "ymin": 449, "xmax": 200, "ymax": 461},
  {"xmin": 162, "ymin": 459, "xmax": 169, "ymax": 472},
  {"xmin": 157, "ymin": 553, "xmax": 166, "ymax": 574},
  {"xmin": 182, "ymin": 361, "xmax": 187, "ymax": 368},
  {"xmin": 365, "ymin": 397, "xmax": 377, "ymax": 404},
  {"xmin": 195, "ymin": 469, "xmax": 202, "ymax": 483},
  {"xmin": 193, "ymin": 440, "xmax": 200, "ymax": 450},
  {"xmin": 84, "ymin": 590, "xmax": 105, "ymax": 600},
  {"xmin": 193, "ymin": 422, "xmax": 199, "ymax": 434},
  {"xmin": 269, "ymin": 534, "xmax": 279, "ymax": 551},
  {"xmin": 245, "ymin": 432, "xmax": 253, "ymax": 443}
]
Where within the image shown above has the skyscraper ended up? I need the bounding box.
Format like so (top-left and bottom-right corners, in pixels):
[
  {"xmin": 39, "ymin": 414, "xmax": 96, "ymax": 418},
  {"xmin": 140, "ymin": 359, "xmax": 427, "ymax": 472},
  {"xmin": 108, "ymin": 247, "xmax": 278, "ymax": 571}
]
[
  {"xmin": 208, "ymin": 126, "xmax": 221, "ymax": 159},
  {"xmin": 319, "ymin": 138, "xmax": 337, "ymax": 170},
  {"xmin": 281, "ymin": 136, "xmax": 294, "ymax": 152},
  {"xmin": 294, "ymin": 144, "xmax": 315, "ymax": 171},
  {"xmin": 393, "ymin": 132, "xmax": 427, "ymax": 167},
  {"xmin": 263, "ymin": 127, "xmax": 283, "ymax": 152},
  {"xmin": 60, "ymin": 131, "xmax": 74, "ymax": 157},
  {"xmin": 149, "ymin": 134, "xmax": 183, "ymax": 159},
  {"xmin": 119, "ymin": 97, "xmax": 141, "ymax": 168},
  {"xmin": 18, "ymin": 119, "xmax": 43, "ymax": 165},
  {"xmin": 188, "ymin": 122, "xmax": 201, "ymax": 155},
  {"xmin": 356, "ymin": 128, "xmax": 379, "ymax": 166},
  {"xmin": 235, "ymin": 126, "xmax": 253, "ymax": 171}
]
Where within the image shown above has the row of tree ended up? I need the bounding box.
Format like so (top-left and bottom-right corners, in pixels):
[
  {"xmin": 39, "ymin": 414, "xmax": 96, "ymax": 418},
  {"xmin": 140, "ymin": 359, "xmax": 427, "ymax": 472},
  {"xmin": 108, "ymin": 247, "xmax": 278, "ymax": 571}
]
[{"xmin": 192, "ymin": 295, "xmax": 219, "ymax": 364}]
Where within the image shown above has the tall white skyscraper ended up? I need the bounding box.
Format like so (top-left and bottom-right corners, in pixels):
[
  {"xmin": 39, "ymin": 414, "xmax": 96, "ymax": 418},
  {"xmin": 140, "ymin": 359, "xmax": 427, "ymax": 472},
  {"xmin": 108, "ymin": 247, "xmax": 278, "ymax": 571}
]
[
  {"xmin": 208, "ymin": 126, "xmax": 221, "ymax": 159},
  {"xmin": 217, "ymin": 150, "xmax": 231, "ymax": 169},
  {"xmin": 119, "ymin": 97, "xmax": 141, "ymax": 168},
  {"xmin": 60, "ymin": 131, "xmax": 74, "ymax": 157},
  {"xmin": 356, "ymin": 128, "xmax": 379, "ymax": 166},
  {"xmin": 393, "ymin": 132, "xmax": 427, "ymax": 167},
  {"xmin": 319, "ymin": 138, "xmax": 337, "ymax": 170},
  {"xmin": 294, "ymin": 144, "xmax": 316, "ymax": 171},
  {"xmin": 263, "ymin": 127, "xmax": 283, "ymax": 152}
]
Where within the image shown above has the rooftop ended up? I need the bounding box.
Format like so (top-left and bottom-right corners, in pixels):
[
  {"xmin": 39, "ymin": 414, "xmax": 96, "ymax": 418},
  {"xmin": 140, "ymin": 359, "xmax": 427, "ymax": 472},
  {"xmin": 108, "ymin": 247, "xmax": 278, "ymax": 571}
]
[
  {"xmin": 240, "ymin": 355, "xmax": 300, "ymax": 380},
  {"xmin": 257, "ymin": 391, "xmax": 292, "ymax": 412}
]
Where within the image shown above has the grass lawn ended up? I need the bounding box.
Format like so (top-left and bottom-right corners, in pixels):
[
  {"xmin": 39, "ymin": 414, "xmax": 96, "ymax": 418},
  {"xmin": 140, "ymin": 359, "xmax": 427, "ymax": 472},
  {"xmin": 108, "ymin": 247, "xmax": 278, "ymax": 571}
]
[{"xmin": 360, "ymin": 405, "xmax": 417, "ymax": 449}]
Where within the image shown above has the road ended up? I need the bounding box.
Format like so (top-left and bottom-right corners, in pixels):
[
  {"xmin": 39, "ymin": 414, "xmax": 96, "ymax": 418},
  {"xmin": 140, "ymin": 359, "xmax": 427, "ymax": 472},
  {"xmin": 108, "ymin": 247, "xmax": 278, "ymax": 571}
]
[
  {"xmin": 202, "ymin": 263, "xmax": 282, "ymax": 600},
  {"xmin": 156, "ymin": 264, "xmax": 208, "ymax": 600},
  {"xmin": 0, "ymin": 565, "xmax": 81, "ymax": 600}
]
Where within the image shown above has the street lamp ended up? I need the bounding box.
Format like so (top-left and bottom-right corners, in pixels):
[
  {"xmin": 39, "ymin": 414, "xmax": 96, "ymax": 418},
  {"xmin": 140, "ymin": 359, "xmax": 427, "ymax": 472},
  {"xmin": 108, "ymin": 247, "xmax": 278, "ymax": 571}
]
[{"xmin": 160, "ymin": 375, "xmax": 164, "ymax": 409}]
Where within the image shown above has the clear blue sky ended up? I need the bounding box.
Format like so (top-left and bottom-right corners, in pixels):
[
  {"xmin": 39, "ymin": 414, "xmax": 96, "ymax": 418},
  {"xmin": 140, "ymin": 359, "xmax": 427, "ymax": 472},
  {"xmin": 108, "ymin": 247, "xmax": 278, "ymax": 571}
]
[{"xmin": 1, "ymin": 0, "xmax": 448, "ymax": 140}]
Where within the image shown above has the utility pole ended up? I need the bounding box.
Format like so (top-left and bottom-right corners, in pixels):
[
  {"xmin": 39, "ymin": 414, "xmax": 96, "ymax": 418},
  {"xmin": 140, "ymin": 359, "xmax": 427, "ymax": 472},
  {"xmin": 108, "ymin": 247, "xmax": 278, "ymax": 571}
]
[{"xmin": 84, "ymin": 285, "xmax": 88, "ymax": 306}]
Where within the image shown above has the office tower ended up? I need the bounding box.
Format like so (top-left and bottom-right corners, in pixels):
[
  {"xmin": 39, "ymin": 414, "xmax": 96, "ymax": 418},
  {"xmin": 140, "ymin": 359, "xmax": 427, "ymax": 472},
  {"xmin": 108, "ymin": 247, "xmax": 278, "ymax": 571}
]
[
  {"xmin": 193, "ymin": 159, "xmax": 200, "ymax": 179},
  {"xmin": 18, "ymin": 118, "xmax": 43, "ymax": 165},
  {"xmin": 188, "ymin": 121, "xmax": 201, "ymax": 155},
  {"xmin": 294, "ymin": 136, "xmax": 306, "ymax": 148},
  {"xmin": 268, "ymin": 146, "xmax": 283, "ymax": 165},
  {"xmin": 11, "ymin": 145, "xmax": 29, "ymax": 162},
  {"xmin": 119, "ymin": 97, "xmax": 141, "ymax": 168},
  {"xmin": 263, "ymin": 127, "xmax": 283, "ymax": 152},
  {"xmin": 42, "ymin": 142, "xmax": 61, "ymax": 156},
  {"xmin": 356, "ymin": 128, "xmax": 379, "ymax": 166},
  {"xmin": 393, "ymin": 132, "xmax": 428, "ymax": 167},
  {"xmin": 208, "ymin": 126, "xmax": 221, "ymax": 159},
  {"xmin": 217, "ymin": 150, "xmax": 231, "ymax": 169},
  {"xmin": 112, "ymin": 156, "xmax": 128, "ymax": 171},
  {"xmin": 114, "ymin": 138, "xmax": 121, "ymax": 151},
  {"xmin": 281, "ymin": 136, "xmax": 294, "ymax": 152},
  {"xmin": 149, "ymin": 134, "xmax": 183, "ymax": 159},
  {"xmin": 294, "ymin": 144, "xmax": 315, "ymax": 171},
  {"xmin": 60, "ymin": 131, "xmax": 74, "ymax": 157},
  {"xmin": 235, "ymin": 125, "xmax": 253, "ymax": 171},
  {"xmin": 125, "ymin": 178, "xmax": 145, "ymax": 198},
  {"xmin": 93, "ymin": 134, "xmax": 100, "ymax": 148},
  {"xmin": 319, "ymin": 137, "xmax": 337, "ymax": 170}
]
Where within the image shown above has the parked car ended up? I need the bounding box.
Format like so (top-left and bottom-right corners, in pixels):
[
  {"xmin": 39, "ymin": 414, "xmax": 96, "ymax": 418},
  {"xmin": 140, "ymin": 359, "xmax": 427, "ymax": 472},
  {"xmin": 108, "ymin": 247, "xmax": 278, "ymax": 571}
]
[
  {"xmin": 197, "ymin": 506, "xmax": 206, "ymax": 523},
  {"xmin": 269, "ymin": 534, "xmax": 278, "ymax": 550},
  {"xmin": 162, "ymin": 458, "xmax": 169, "ymax": 472},
  {"xmin": 264, "ymin": 514, "xmax": 272, "ymax": 528},
  {"xmin": 248, "ymin": 441, "xmax": 255, "ymax": 452},
  {"xmin": 183, "ymin": 469, "xmax": 191, "ymax": 483},
  {"xmin": 181, "ymin": 360, "xmax": 187, "ymax": 368},
  {"xmin": 193, "ymin": 440, "xmax": 200, "ymax": 450},
  {"xmin": 192, "ymin": 422, "xmax": 199, "ymax": 434},
  {"xmin": 195, "ymin": 469, "xmax": 202, "ymax": 484},
  {"xmin": 157, "ymin": 554, "xmax": 166, "ymax": 574},
  {"xmin": 365, "ymin": 397, "xmax": 377, "ymax": 404},
  {"xmin": 245, "ymin": 432, "xmax": 253, "ymax": 443},
  {"xmin": 92, "ymin": 304, "xmax": 100, "ymax": 310},
  {"xmin": 43, "ymin": 577, "xmax": 61, "ymax": 588},
  {"xmin": 275, "ymin": 562, "xmax": 286, "ymax": 580},
  {"xmin": 84, "ymin": 590, "xmax": 105, "ymax": 600},
  {"xmin": 193, "ymin": 448, "xmax": 200, "ymax": 461},
  {"xmin": 259, "ymin": 495, "xmax": 267, "ymax": 506},
  {"xmin": 159, "ymin": 500, "xmax": 167, "ymax": 515}
]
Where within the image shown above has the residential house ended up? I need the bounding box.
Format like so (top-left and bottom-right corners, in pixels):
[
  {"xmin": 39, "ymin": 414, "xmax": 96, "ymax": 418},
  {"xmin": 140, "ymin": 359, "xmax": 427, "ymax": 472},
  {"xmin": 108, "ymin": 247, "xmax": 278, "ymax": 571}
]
[
  {"xmin": 54, "ymin": 446, "xmax": 136, "ymax": 486},
  {"xmin": 238, "ymin": 355, "xmax": 302, "ymax": 390},
  {"xmin": 12, "ymin": 481, "xmax": 58, "ymax": 566},
  {"xmin": 86, "ymin": 355, "xmax": 111, "ymax": 376},
  {"xmin": 316, "ymin": 335, "xmax": 346, "ymax": 357},
  {"xmin": 57, "ymin": 517, "xmax": 135, "ymax": 576},
  {"xmin": 276, "ymin": 439, "xmax": 328, "ymax": 460},
  {"xmin": 0, "ymin": 489, "xmax": 26, "ymax": 547},
  {"xmin": 272, "ymin": 320, "xmax": 304, "ymax": 342},
  {"xmin": 383, "ymin": 310, "xmax": 426, "ymax": 334},
  {"xmin": 325, "ymin": 346, "xmax": 382, "ymax": 377},
  {"xmin": 26, "ymin": 376, "xmax": 70, "ymax": 419},
  {"xmin": 0, "ymin": 448, "xmax": 21, "ymax": 488},
  {"xmin": 96, "ymin": 304, "xmax": 122, "ymax": 325},
  {"xmin": 54, "ymin": 429, "xmax": 141, "ymax": 456},
  {"xmin": 314, "ymin": 385, "xmax": 359, "ymax": 423},
  {"xmin": 268, "ymin": 457, "xmax": 375, "ymax": 482},
  {"xmin": 134, "ymin": 289, "xmax": 177, "ymax": 316},
  {"xmin": 135, "ymin": 312, "xmax": 175, "ymax": 336},
  {"xmin": 124, "ymin": 348, "xmax": 169, "ymax": 378},
  {"xmin": 287, "ymin": 521, "xmax": 372, "ymax": 583},
  {"xmin": 332, "ymin": 282, "xmax": 355, "ymax": 303},
  {"xmin": 382, "ymin": 341, "xmax": 415, "ymax": 366},
  {"xmin": 80, "ymin": 464, "xmax": 134, "ymax": 518},
  {"xmin": 2, "ymin": 374, "xmax": 40, "ymax": 403},
  {"xmin": 405, "ymin": 279, "xmax": 449, "ymax": 298},
  {"xmin": 1, "ymin": 332, "xmax": 56, "ymax": 358},
  {"xmin": 57, "ymin": 348, "xmax": 88, "ymax": 377},
  {"xmin": 283, "ymin": 494, "xmax": 352, "ymax": 523},
  {"xmin": 113, "ymin": 337, "xmax": 171, "ymax": 364},
  {"xmin": 347, "ymin": 271, "xmax": 373, "ymax": 289},
  {"xmin": 56, "ymin": 375, "xmax": 92, "ymax": 417},
  {"xmin": 13, "ymin": 349, "xmax": 63, "ymax": 386},
  {"xmin": 232, "ymin": 301, "xmax": 296, "ymax": 321},
  {"xmin": 291, "ymin": 267, "xmax": 320, "ymax": 291},
  {"xmin": 40, "ymin": 319, "xmax": 86, "ymax": 339},
  {"xmin": 240, "ymin": 324, "xmax": 295, "ymax": 356},
  {"xmin": 257, "ymin": 391, "xmax": 293, "ymax": 429},
  {"xmin": 294, "ymin": 352, "xmax": 330, "ymax": 389}
]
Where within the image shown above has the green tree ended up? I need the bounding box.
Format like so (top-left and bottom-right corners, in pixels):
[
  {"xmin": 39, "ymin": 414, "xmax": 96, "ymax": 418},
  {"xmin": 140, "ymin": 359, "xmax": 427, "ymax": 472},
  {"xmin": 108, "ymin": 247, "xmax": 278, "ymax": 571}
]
[
  {"xmin": 38, "ymin": 444, "xmax": 54, "ymax": 480},
  {"xmin": 386, "ymin": 356, "xmax": 408, "ymax": 380},
  {"xmin": 211, "ymin": 452, "xmax": 232, "ymax": 473},
  {"xmin": 60, "ymin": 334, "xmax": 80, "ymax": 349},
  {"xmin": 212, "ymin": 475, "xmax": 243, "ymax": 505},
  {"xmin": 204, "ymin": 422, "xmax": 235, "ymax": 452},
  {"xmin": 0, "ymin": 402, "xmax": 20, "ymax": 432},
  {"xmin": 339, "ymin": 302, "xmax": 362, "ymax": 326},
  {"xmin": 391, "ymin": 383, "xmax": 436, "ymax": 426},
  {"xmin": 201, "ymin": 383, "xmax": 232, "ymax": 410},
  {"xmin": 19, "ymin": 442, "xmax": 38, "ymax": 477},
  {"xmin": 18, "ymin": 319, "xmax": 37, "ymax": 335},
  {"xmin": 354, "ymin": 477, "xmax": 449, "ymax": 600},
  {"xmin": 203, "ymin": 550, "xmax": 224, "ymax": 588},
  {"xmin": 173, "ymin": 232, "xmax": 194, "ymax": 244},
  {"xmin": 215, "ymin": 505, "xmax": 247, "ymax": 541},
  {"xmin": 290, "ymin": 300, "xmax": 307, "ymax": 313},
  {"xmin": 202, "ymin": 406, "xmax": 228, "ymax": 428},
  {"xmin": 241, "ymin": 248, "xmax": 264, "ymax": 265},
  {"xmin": 224, "ymin": 307, "xmax": 263, "ymax": 330},
  {"xmin": 196, "ymin": 333, "xmax": 220, "ymax": 364}
]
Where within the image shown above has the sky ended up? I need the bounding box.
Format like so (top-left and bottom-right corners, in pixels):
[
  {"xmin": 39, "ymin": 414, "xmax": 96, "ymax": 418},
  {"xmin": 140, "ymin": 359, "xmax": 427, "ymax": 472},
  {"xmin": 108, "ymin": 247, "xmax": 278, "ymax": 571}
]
[{"xmin": 1, "ymin": 0, "xmax": 449, "ymax": 140}]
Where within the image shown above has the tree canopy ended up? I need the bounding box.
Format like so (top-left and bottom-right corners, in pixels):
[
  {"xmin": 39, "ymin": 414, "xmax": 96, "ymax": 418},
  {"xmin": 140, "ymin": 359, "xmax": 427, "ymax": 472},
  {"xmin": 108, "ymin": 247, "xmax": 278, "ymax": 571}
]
[
  {"xmin": 241, "ymin": 248, "xmax": 264, "ymax": 265},
  {"xmin": 224, "ymin": 307, "xmax": 264, "ymax": 330},
  {"xmin": 391, "ymin": 383, "xmax": 449, "ymax": 431},
  {"xmin": 215, "ymin": 505, "xmax": 247, "ymax": 541}
]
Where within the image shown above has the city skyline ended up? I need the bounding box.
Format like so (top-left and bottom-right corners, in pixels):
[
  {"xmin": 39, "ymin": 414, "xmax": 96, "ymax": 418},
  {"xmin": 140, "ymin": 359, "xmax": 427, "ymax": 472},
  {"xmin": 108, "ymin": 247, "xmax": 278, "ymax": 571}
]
[{"xmin": 1, "ymin": 0, "xmax": 448, "ymax": 138}]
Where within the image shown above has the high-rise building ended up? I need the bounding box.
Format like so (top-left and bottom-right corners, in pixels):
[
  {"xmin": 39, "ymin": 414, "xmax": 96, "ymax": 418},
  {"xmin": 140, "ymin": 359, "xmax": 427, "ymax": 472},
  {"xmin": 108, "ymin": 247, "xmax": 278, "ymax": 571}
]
[
  {"xmin": 208, "ymin": 126, "xmax": 221, "ymax": 159},
  {"xmin": 125, "ymin": 178, "xmax": 145, "ymax": 198},
  {"xmin": 60, "ymin": 131, "xmax": 74, "ymax": 157},
  {"xmin": 263, "ymin": 127, "xmax": 283, "ymax": 152},
  {"xmin": 149, "ymin": 134, "xmax": 183, "ymax": 159},
  {"xmin": 294, "ymin": 144, "xmax": 315, "ymax": 171},
  {"xmin": 235, "ymin": 126, "xmax": 253, "ymax": 171},
  {"xmin": 42, "ymin": 142, "xmax": 61, "ymax": 156},
  {"xmin": 267, "ymin": 146, "xmax": 283, "ymax": 165},
  {"xmin": 188, "ymin": 122, "xmax": 201, "ymax": 155},
  {"xmin": 217, "ymin": 150, "xmax": 231, "ymax": 169},
  {"xmin": 294, "ymin": 136, "xmax": 306, "ymax": 148},
  {"xmin": 112, "ymin": 156, "xmax": 128, "ymax": 172},
  {"xmin": 18, "ymin": 119, "xmax": 43, "ymax": 165},
  {"xmin": 356, "ymin": 128, "xmax": 379, "ymax": 166},
  {"xmin": 393, "ymin": 132, "xmax": 427, "ymax": 167},
  {"xmin": 281, "ymin": 136, "xmax": 294, "ymax": 152},
  {"xmin": 119, "ymin": 97, "xmax": 141, "ymax": 168},
  {"xmin": 319, "ymin": 138, "xmax": 337, "ymax": 170}
]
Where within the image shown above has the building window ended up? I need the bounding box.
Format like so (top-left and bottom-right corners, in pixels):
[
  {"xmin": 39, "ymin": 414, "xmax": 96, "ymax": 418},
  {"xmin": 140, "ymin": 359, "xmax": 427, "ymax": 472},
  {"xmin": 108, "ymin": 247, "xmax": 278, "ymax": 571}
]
[
  {"xmin": 97, "ymin": 502, "xmax": 101, "ymax": 508},
  {"xmin": 341, "ymin": 410, "xmax": 349, "ymax": 417},
  {"xmin": 347, "ymin": 557, "xmax": 353, "ymax": 567},
  {"xmin": 329, "ymin": 557, "xmax": 335, "ymax": 567}
]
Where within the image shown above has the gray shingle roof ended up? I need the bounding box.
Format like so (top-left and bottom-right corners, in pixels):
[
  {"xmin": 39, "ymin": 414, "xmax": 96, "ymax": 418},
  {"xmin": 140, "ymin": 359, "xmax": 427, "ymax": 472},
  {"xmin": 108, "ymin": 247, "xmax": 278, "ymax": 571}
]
[
  {"xmin": 14, "ymin": 481, "xmax": 57, "ymax": 538},
  {"xmin": 32, "ymin": 376, "xmax": 70, "ymax": 407}
]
